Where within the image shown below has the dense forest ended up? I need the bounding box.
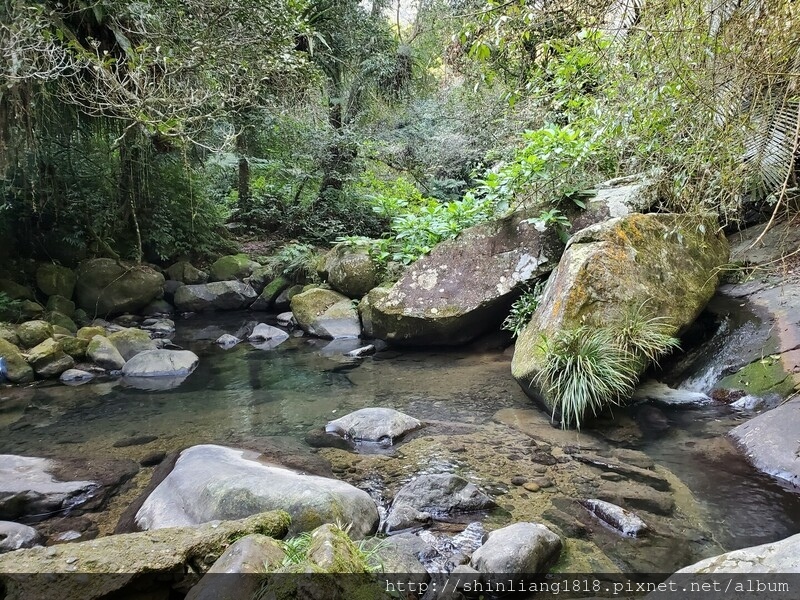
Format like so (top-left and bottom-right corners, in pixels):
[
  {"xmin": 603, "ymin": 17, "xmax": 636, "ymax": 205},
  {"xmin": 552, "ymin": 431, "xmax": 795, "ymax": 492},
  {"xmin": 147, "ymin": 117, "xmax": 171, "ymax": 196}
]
[{"xmin": 2, "ymin": 0, "xmax": 797, "ymax": 269}]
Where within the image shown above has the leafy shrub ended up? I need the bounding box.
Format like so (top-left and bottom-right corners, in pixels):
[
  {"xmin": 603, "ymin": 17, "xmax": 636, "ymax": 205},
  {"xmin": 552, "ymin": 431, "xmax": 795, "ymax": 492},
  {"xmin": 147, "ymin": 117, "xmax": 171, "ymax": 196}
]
[
  {"xmin": 0, "ymin": 293, "xmax": 23, "ymax": 323},
  {"xmin": 502, "ymin": 280, "xmax": 546, "ymax": 338},
  {"xmin": 263, "ymin": 243, "xmax": 320, "ymax": 283}
]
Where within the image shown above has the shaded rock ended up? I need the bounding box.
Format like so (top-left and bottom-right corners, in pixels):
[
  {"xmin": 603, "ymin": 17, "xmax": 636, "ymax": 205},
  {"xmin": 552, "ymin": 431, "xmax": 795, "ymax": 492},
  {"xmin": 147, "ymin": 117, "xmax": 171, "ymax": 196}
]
[
  {"xmin": 730, "ymin": 397, "xmax": 800, "ymax": 487},
  {"xmin": 513, "ymin": 213, "xmax": 728, "ymax": 420},
  {"xmin": 16, "ymin": 320, "xmax": 53, "ymax": 348},
  {"xmin": 277, "ymin": 311, "xmax": 295, "ymax": 327},
  {"xmin": 243, "ymin": 265, "xmax": 275, "ymax": 295},
  {"xmin": 249, "ymin": 275, "xmax": 290, "ymax": 310},
  {"xmin": 633, "ymin": 380, "xmax": 712, "ymax": 406},
  {"xmin": 275, "ymin": 284, "xmax": 304, "ymax": 312},
  {"xmin": 361, "ymin": 533, "xmax": 429, "ymax": 577},
  {"xmin": 248, "ymin": 323, "xmax": 289, "ymax": 344},
  {"xmin": 209, "ymin": 254, "xmax": 259, "ymax": 282},
  {"xmin": 45, "ymin": 311, "xmax": 77, "ymax": 334},
  {"xmin": 0, "ymin": 511, "xmax": 290, "ymax": 600},
  {"xmin": 36, "ymin": 264, "xmax": 76, "ymax": 299},
  {"xmin": 215, "ymin": 334, "xmax": 241, "ymax": 348},
  {"xmin": 87, "ymin": 335, "xmax": 126, "ymax": 370},
  {"xmin": 186, "ymin": 534, "xmax": 285, "ymax": 600},
  {"xmin": 304, "ymin": 428, "xmax": 356, "ymax": 451},
  {"xmin": 0, "ymin": 339, "xmax": 34, "ymax": 383},
  {"xmin": 59, "ymin": 368, "xmax": 95, "ymax": 385},
  {"xmin": 174, "ymin": 281, "xmax": 257, "ymax": 311},
  {"xmin": 0, "ymin": 279, "xmax": 34, "ymax": 301},
  {"xmin": 163, "ymin": 279, "xmax": 184, "ymax": 303},
  {"xmin": 326, "ymin": 408, "xmax": 422, "ymax": 444},
  {"xmin": 385, "ymin": 504, "xmax": 432, "ymax": 533},
  {"xmin": 75, "ymin": 259, "xmax": 164, "ymax": 317},
  {"xmin": 390, "ymin": 474, "xmax": 495, "ymax": 519},
  {"xmin": 581, "ymin": 499, "xmax": 648, "ymax": 537},
  {"xmin": 572, "ymin": 454, "xmax": 669, "ymax": 491},
  {"xmin": 166, "ymin": 261, "xmax": 208, "ymax": 285},
  {"xmin": 141, "ymin": 299, "xmax": 174, "ymax": 316},
  {"xmin": 18, "ymin": 300, "xmax": 44, "ymax": 319},
  {"xmin": 122, "ymin": 349, "xmax": 199, "ymax": 378},
  {"xmin": 77, "ymin": 325, "xmax": 105, "ymax": 340},
  {"xmin": 291, "ymin": 288, "xmax": 361, "ymax": 339},
  {"xmin": 470, "ymin": 522, "xmax": 562, "ymax": 574},
  {"xmin": 26, "ymin": 338, "xmax": 74, "ymax": 378},
  {"xmin": 0, "ymin": 521, "xmax": 41, "ymax": 554},
  {"xmin": 322, "ymin": 244, "xmax": 381, "ymax": 299},
  {"xmin": 674, "ymin": 532, "xmax": 800, "ymax": 573},
  {"xmin": 140, "ymin": 318, "xmax": 175, "ymax": 337},
  {"xmin": 0, "ymin": 324, "xmax": 19, "ymax": 345},
  {"xmin": 108, "ymin": 328, "xmax": 158, "ymax": 361},
  {"xmin": 46, "ymin": 295, "xmax": 75, "ymax": 318},
  {"xmin": 58, "ymin": 337, "xmax": 88, "ymax": 361},
  {"xmin": 134, "ymin": 444, "xmax": 379, "ymax": 538}
]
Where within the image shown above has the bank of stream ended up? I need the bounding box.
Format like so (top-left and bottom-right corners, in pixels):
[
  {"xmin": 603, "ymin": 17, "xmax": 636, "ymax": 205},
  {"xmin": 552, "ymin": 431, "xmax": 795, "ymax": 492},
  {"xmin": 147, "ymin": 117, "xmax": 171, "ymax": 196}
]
[{"xmin": 1, "ymin": 311, "xmax": 799, "ymax": 575}]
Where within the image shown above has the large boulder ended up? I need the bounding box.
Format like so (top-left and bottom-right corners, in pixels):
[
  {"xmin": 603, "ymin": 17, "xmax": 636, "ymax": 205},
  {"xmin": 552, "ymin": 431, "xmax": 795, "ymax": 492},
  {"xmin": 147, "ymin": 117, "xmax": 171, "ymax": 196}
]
[
  {"xmin": 108, "ymin": 328, "xmax": 158, "ymax": 361},
  {"xmin": 674, "ymin": 532, "xmax": 800, "ymax": 573},
  {"xmin": 45, "ymin": 295, "xmax": 76, "ymax": 318},
  {"xmin": 470, "ymin": 522, "xmax": 562, "ymax": 575},
  {"xmin": 326, "ymin": 408, "xmax": 422, "ymax": 444},
  {"xmin": 174, "ymin": 281, "xmax": 257, "ymax": 312},
  {"xmin": 16, "ymin": 320, "xmax": 53, "ymax": 348},
  {"xmin": 512, "ymin": 213, "xmax": 729, "ymax": 417},
  {"xmin": 358, "ymin": 179, "xmax": 656, "ymax": 347},
  {"xmin": 322, "ymin": 245, "xmax": 381, "ymax": 299},
  {"xmin": 87, "ymin": 335, "xmax": 126, "ymax": 370},
  {"xmin": 25, "ymin": 338, "xmax": 74, "ymax": 378},
  {"xmin": 36, "ymin": 264, "xmax": 76, "ymax": 299},
  {"xmin": 0, "ymin": 279, "xmax": 34, "ymax": 301},
  {"xmin": 122, "ymin": 349, "xmax": 199, "ymax": 377},
  {"xmin": 166, "ymin": 260, "xmax": 208, "ymax": 285},
  {"xmin": 135, "ymin": 444, "xmax": 379, "ymax": 539},
  {"xmin": 209, "ymin": 254, "xmax": 259, "ymax": 282},
  {"xmin": 0, "ymin": 339, "xmax": 34, "ymax": 383},
  {"xmin": 730, "ymin": 398, "xmax": 800, "ymax": 487},
  {"xmin": 291, "ymin": 288, "xmax": 361, "ymax": 339},
  {"xmin": 0, "ymin": 511, "xmax": 289, "ymax": 600},
  {"xmin": 75, "ymin": 259, "xmax": 164, "ymax": 317}
]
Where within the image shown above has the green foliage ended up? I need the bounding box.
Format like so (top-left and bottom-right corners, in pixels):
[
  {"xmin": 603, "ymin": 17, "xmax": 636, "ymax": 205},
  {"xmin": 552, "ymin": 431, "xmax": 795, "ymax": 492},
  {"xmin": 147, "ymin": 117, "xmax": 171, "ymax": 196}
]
[
  {"xmin": 503, "ymin": 280, "xmax": 546, "ymax": 338},
  {"xmin": 0, "ymin": 294, "xmax": 23, "ymax": 323},
  {"xmin": 535, "ymin": 311, "xmax": 680, "ymax": 429},
  {"xmin": 280, "ymin": 532, "xmax": 314, "ymax": 566},
  {"xmin": 264, "ymin": 243, "xmax": 320, "ymax": 283}
]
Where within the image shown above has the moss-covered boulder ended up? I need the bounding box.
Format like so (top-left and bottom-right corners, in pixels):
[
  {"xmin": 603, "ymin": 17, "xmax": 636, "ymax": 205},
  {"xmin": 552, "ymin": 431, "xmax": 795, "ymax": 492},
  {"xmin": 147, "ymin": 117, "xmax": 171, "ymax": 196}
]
[
  {"xmin": 208, "ymin": 254, "xmax": 259, "ymax": 282},
  {"xmin": 0, "ymin": 511, "xmax": 290, "ymax": 600},
  {"xmin": 59, "ymin": 335, "xmax": 89, "ymax": 360},
  {"xmin": 75, "ymin": 259, "xmax": 164, "ymax": 317},
  {"xmin": 45, "ymin": 311, "xmax": 78, "ymax": 334},
  {"xmin": 108, "ymin": 328, "xmax": 158, "ymax": 361},
  {"xmin": 26, "ymin": 338, "xmax": 74, "ymax": 378},
  {"xmin": 291, "ymin": 288, "xmax": 361, "ymax": 339},
  {"xmin": 250, "ymin": 276, "xmax": 290, "ymax": 311},
  {"xmin": 511, "ymin": 213, "xmax": 729, "ymax": 418},
  {"xmin": 77, "ymin": 325, "xmax": 106, "ymax": 340},
  {"xmin": 16, "ymin": 320, "xmax": 53, "ymax": 348},
  {"xmin": 166, "ymin": 260, "xmax": 208, "ymax": 285},
  {"xmin": 18, "ymin": 300, "xmax": 44, "ymax": 320},
  {"xmin": 36, "ymin": 264, "xmax": 76, "ymax": 299},
  {"xmin": 274, "ymin": 284, "xmax": 304, "ymax": 312},
  {"xmin": 0, "ymin": 339, "xmax": 34, "ymax": 383},
  {"xmin": 46, "ymin": 295, "xmax": 75, "ymax": 318},
  {"xmin": 244, "ymin": 265, "xmax": 277, "ymax": 294},
  {"xmin": 0, "ymin": 324, "xmax": 18, "ymax": 346},
  {"xmin": 321, "ymin": 245, "xmax": 380, "ymax": 299},
  {"xmin": 716, "ymin": 356, "xmax": 796, "ymax": 399},
  {"xmin": 0, "ymin": 279, "xmax": 34, "ymax": 301},
  {"xmin": 87, "ymin": 335, "xmax": 126, "ymax": 370}
]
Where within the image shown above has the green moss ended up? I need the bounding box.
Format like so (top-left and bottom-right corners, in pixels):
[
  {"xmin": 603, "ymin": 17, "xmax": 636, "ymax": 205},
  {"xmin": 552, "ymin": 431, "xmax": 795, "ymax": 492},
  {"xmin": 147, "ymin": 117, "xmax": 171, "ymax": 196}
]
[{"xmin": 716, "ymin": 356, "xmax": 795, "ymax": 398}]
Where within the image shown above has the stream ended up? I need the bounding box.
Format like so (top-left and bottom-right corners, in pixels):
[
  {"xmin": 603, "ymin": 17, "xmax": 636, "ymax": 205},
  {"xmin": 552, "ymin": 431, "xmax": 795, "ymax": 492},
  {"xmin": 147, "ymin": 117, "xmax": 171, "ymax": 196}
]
[{"xmin": 1, "ymin": 311, "xmax": 800, "ymax": 575}]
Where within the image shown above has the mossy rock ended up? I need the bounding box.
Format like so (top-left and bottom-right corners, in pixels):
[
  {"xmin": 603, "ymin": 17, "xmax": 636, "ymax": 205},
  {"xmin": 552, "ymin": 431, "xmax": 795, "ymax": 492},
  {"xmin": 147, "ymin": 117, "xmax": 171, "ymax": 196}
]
[
  {"xmin": 322, "ymin": 245, "xmax": 381, "ymax": 299},
  {"xmin": 87, "ymin": 335, "xmax": 126, "ymax": 370},
  {"xmin": 19, "ymin": 300, "xmax": 44, "ymax": 320},
  {"xmin": 26, "ymin": 338, "xmax": 74, "ymax": 378},
  {"xmin": 250, "ymin": 276, "xmax": 290, "ymax": 311},
  {"xmin": 75, "ymin": 259, "xmax": 165, "ymax": 317},
  {"xmin": 46, "ymin": 295, "xmax": 76, "ymax": 318},
  {"xmin": 290, "ymin": 289, "xmax": 360, "ymax": 338},
  {"xmin": 108, "ymin": 328, "xmax": 158, "ymax": 361},
  {"xmin": 46, "ymin": 311, "xmax": 78, "ymax": 334},
  {"xmin": 209, "ymin": 254, "xmax": 259, "ymax": 282},
  {"xmin": 0, "ymin": 323, "xmax": 19, "ymax": 346},
  {"xmin": 512, "ymin": 213, "xmax": 729, "ymax": 422},
  {"xmin": 77, "ymin": 326, "xmax": 106, "ymax": 340},
  {"xmin": 0, "ymin": 278, "xmax": 35, "ymax": 301},
  {"xmin": 36, "ymin": 264, "xmax": 76, "ymax": 299},
  {"xmin": 166, "ymin": 261, "xmax": 208, "ymax": 285},
  {"xmin": 0, "ymin": 338, "xmax": 34, "ymax": 383},
  {"xmin": 275, "ymin": 284, "xmax": 305, "ymax": 312},
  {"xmin": 716, "ymin": 356, "xmax": 796, "ymax": 398},
  {"xmin": 60, "ymin": 336, "xmax": 89, "ymax": 360},
  {"xmin": 16, "ymin": 320, "xmax": 54, "ymax": 348}
]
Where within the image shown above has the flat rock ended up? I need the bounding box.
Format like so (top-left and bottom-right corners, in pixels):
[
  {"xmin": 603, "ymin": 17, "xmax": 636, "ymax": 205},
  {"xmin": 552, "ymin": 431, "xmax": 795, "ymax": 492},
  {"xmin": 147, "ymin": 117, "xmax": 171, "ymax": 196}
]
[
  {"xmin": 673, "ymin": 532, "xmax": 800, "ymax": 573},
  {"xmin": 325, "ymin": 408, "xmax": 422, "ymax": 444},
  {"xmin": 135, "ymin": 444, "xmax": 379, "ymax": 539},
  {"xmin": 121, "ymin": 349, "xmax": 199, "ymax": 377},
  {"xmin": 247, "ymin": 323, "xmax": 289, "ymax": 344}
]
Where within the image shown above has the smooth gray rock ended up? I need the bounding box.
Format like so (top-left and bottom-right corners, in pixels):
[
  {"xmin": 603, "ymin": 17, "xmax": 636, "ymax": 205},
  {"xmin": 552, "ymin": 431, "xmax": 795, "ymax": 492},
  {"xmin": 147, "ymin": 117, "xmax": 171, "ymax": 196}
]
[
  {"xmin": 674, "ymin": 532, "xmax": 800, "ymax": 573},
  {"xmin": 87, "ymin": 335, "xmax": 126, "ymax": 370},
  {"xmin": 174, "ymin": 281, "xmax": 257, "ymax": 312},
  {"xmin": 135, "ymin": 444, "xmax": 379, "ymax": 539},
  {"xmin": 581, "ymin": 499, "xmax": 648, "ymax": 537},
  {"xmin": 326, "ymin": 408, "xmax": 422, "ymax": 444},
  {"xmin": 276, "ymin": 312, "xmax": 295, "ymax": 327},
  {"xmin": 214, "ymin": 334, "xmax": 241, "ymax": 348},
  {"xmin": 107, "ymin": 328, "xmax": 158, "ymax": 361},
  {"xmin": 470, "ymin": 522, "xmax": 562, "ymax": 575},
  {"xmin": 384, "ymin": 504, "xmax": 431, "ymax": 534},
  {"xmin": 121, "ymin": 350, "xmax": 199, "ymax": 378},
  {"xmin": 730, "ymin": 398, "xmax": 800, "ymax": 487},
  {"xmin": 59, "ymin": 368, "xmax": 95, "ymax": 384},
  {"xmin": 247, "ymin": 323, "xmax": 289, "ymax": 344},
  {"xmin": 389, "ymin": 474, "xmax": 494, "ymax": 523},
  {"xmin": 0, "ymin": 521, "xmax": 41, "ymax": 553}
]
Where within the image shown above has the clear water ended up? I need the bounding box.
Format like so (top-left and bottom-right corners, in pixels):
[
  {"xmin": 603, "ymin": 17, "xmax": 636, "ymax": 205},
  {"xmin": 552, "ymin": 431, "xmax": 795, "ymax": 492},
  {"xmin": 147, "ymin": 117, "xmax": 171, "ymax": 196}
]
[{"xmin": 1, "ymin": 312, "xmax": 799, "ymax": 571}]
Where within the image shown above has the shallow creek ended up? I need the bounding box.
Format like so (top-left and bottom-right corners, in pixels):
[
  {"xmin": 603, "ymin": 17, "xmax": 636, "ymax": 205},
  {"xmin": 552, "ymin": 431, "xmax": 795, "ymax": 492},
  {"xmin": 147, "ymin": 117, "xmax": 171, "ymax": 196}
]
[{"xmin": 1, "ymin": 312, "xmax": 799, "ymax": 574}]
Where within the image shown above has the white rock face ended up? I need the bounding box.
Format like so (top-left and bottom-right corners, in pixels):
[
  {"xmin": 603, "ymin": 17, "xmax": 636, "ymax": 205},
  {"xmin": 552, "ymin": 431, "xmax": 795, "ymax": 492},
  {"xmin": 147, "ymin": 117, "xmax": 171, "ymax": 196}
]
[{"xmin": 121, "ymin": 350, "xmax": 199, "ymax": 377}]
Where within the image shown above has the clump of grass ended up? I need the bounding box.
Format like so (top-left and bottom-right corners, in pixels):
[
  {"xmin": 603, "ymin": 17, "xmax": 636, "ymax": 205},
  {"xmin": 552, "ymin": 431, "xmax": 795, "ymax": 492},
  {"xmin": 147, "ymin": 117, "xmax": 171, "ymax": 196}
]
[
  {"xmin": 535, "ymin": 307, "xmax": 680, "ymax": 429},
  {"xmin": 535, "ymin": 326, "xmax": 638, "ymax": 429},
  {"xmin": 264, "ymin": 242, "xmax": 320, "ymax": 283},
  {"xmin": 502, "ymin": 279, "xmax": 546, "ymax": 338},
  {"xmin": 280, "ymin": 531, "xmax": 313, "ymax": 566}
]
